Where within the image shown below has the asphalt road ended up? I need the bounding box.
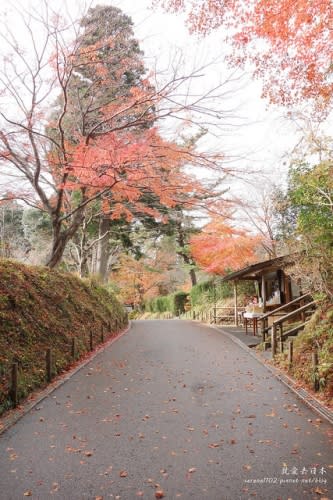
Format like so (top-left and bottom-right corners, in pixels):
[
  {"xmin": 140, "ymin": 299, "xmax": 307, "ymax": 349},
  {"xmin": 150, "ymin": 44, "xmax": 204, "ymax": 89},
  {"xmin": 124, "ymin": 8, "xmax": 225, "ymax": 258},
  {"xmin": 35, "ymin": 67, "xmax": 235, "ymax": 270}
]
[{"xmin": 0, "ymin": 320, "xmax": 332, "ymax": 500}]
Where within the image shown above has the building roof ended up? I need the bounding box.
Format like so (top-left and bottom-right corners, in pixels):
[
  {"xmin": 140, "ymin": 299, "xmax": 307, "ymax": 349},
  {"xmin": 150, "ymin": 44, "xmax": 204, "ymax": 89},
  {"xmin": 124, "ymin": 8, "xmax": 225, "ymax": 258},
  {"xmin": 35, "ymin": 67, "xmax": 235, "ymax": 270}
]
[{"xmin": 219, "ymin": 254, "xmax": 297, "ymax": 282}]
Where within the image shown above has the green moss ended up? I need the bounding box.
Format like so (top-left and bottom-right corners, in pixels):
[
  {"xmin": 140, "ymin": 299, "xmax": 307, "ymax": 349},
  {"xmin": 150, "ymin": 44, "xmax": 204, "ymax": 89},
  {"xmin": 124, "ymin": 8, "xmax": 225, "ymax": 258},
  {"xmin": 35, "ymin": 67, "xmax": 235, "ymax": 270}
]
[
  {"xmin": 0, "ymin": 259, "xmax": 128, "ymax": 414},
  {"xmin": 274, "ymin": 302, "xmax": 333, "ymax": 401}
]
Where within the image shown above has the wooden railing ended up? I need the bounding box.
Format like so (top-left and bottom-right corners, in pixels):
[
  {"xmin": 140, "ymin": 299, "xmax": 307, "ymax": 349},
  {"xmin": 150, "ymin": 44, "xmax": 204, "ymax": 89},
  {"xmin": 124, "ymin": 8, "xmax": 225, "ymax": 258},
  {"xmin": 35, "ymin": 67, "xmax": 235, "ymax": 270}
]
[
  {"xmin": 183, "ymin": 306, "xmax": 243, "ymax": 325},
  {"xmin": 271, "ymin": 300, "xmax": 317, "ymax": 357},
  {"xmin": 259, "ymin": 292, "xmax": 313, "ymax": 341}
]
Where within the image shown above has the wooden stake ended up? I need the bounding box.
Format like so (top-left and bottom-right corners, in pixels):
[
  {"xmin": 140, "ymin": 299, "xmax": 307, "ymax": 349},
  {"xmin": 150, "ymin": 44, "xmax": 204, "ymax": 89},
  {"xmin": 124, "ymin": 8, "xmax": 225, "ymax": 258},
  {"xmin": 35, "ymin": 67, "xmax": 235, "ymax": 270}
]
[
  {"xmin": 312, "ymin": 351, "xmax": 319, "ymax": 391},
  {"xmin": 46, "ymin": 349, "xmax": 52, "ymax": 382},
  {"xmin": 10, "ymin": 363, "xmax": 18, "ymax": 407},
  {"xmin": 288, "ymin": 340, "xmax": 293, "ymax": 368},
  {"xmin": 71, "ymin": 338, "xmax": 76, "ymax": 359}
]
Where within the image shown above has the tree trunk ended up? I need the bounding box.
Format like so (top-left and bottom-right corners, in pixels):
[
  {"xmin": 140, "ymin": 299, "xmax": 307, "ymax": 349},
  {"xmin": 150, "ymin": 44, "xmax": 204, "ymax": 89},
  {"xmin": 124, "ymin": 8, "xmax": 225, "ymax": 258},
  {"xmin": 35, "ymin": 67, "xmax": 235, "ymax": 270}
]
[
  {"xmin": 189, "ymin": 267, "xmax": 197, "ymax": 287},
  {"xmin": 46, "ymin": 232, "xmax": 71, "ymax": 268},
  {"xmin": 176, "ymin": 222, "xmax": 197, "ymax": 287},
  {"xmin": 95, "ymin": 217, "xmax": 111, "ymax": 282},
  {"xmin": 46, "ymin": 210, "xmax": 85, "ymax": 268}
]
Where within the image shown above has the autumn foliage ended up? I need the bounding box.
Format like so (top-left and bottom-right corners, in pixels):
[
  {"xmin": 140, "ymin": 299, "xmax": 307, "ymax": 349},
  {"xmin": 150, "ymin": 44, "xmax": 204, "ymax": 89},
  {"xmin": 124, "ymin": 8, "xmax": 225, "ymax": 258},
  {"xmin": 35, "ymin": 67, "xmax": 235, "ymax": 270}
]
[
  {"xmin": 155, "ymin": 0, "xmax": 333, "ymax": 109},
  {"xmin": 112, "ymin": 248, "xmax": 178, "ymax": 306},
  {"xmin": 0, "ymin": 5, "xmax": 225, "ymax": 268},
  {"xmin": 190, "ymin": 217, "xmax": 261, "ymax": 275}
]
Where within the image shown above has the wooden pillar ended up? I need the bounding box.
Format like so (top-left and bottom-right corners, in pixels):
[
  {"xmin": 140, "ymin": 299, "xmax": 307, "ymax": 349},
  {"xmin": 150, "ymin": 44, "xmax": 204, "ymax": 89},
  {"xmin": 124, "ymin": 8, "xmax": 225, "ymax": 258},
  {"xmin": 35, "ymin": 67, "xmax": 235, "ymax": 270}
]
[
  {"xmin": 261, "ymin": 275, "xmax": 266, "ymax": 310},
  {"xmin": 234, "ymin": 281, "xmax": 238, "ymax": 326},
  {"xmin": 271, "ymin": 324, "xmax": 277, "ymax": 358}
]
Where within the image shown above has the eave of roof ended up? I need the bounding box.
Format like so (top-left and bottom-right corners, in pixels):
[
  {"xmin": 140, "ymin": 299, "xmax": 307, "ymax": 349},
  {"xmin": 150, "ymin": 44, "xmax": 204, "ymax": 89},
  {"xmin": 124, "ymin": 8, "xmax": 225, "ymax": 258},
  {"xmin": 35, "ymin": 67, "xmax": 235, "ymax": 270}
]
[{"xmin": 219, "ymin": 254, "xmax": 297, "ymax": 282}]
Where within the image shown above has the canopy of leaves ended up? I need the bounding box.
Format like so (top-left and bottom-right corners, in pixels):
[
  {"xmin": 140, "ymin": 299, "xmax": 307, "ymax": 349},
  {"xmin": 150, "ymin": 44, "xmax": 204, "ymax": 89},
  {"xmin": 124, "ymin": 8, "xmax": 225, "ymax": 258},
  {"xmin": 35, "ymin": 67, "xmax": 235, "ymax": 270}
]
[
  {"xmin": 156, "ymin": 0, "xmax": 333, "ymax": 110},
  {"xmin": 289, "ymin": 161, "xmax": 333, "ymax": 244},
  {"xmin": 189, "ymin": 217, "xmax": 261, "ymax": 275},
  {"xmin": 286, "ymin": 161, "xmax": 333, "ymax": 295}
]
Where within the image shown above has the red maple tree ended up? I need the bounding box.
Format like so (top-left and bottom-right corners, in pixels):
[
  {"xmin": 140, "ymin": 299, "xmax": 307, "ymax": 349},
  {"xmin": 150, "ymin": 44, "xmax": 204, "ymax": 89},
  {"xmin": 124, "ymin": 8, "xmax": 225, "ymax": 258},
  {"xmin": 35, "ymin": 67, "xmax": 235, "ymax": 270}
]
[
  {"xmin": 189, "ymin": 216, "xmax": 261, "ymax": 275},
  {"xmin": 0, "ymin": 5, "xmax": 226, "ymax": 268},
  {"xmin": 155, "ymin": 0, "xmax": 333, "ymax": 110}
]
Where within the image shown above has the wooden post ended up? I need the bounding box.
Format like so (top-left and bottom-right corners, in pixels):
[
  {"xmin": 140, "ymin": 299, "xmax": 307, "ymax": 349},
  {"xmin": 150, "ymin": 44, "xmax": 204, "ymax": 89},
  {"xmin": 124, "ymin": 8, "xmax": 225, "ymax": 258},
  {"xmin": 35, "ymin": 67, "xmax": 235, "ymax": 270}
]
[
  {"xmin": 271, "ymin": 324, "xmax": 277, "ymax": 358},
  {"xmin": 10, "ymin": 362, "xmax": 18, "ymax": 407},
  {"xmin": 260, "ymin": 318, "xmax": 265, "ymax": 342},
  {"xmin": 261, "ymin": 275, "xmax": 266, "ymax": 310},
  {"xmin": 288, "ymin": 340, "xmax": 293, "ymax": 368},
  {"xmin": 71, "ymin": 338, "xmax": 76, "ymax": 359},
  {"xmin": 101, "ymin": 327, "xmax": 104, "ymax": 343},
  {"xmin": 300, "ymin": 298, "xmax": 306, "ymax": 322},
  {"xmin": 213, "ymin": 306, "xmax": 217, "ymax": 324},
  {"xmin": 90, "ymin": 331, "xmax": 93, "ymax": 351},
  {"xmin": 46, "ymin": 349, "xmax": 52, "ymax": 382},
  {"xmin": 234, "ymin": 281, "xmax": 238, "ymax": 326},
  {"xmin": 279, "ymin": 340, "xmax": 284, "ymax": 353},
  {"xmin": 312, "ymin": 351, "xmax": 319, "ymax": 391}
]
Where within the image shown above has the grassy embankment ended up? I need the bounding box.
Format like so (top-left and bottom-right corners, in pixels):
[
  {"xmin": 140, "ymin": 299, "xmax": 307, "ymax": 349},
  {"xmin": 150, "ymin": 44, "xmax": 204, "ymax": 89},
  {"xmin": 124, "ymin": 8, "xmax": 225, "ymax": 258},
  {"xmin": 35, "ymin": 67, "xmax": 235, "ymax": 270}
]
[
  {"xmin": 0, "ymin": 259, "xmax": 128, "ymax": 415},
  {"xmin": 274, "ymin": 302, "xmax": 333, "ymax": 405}
]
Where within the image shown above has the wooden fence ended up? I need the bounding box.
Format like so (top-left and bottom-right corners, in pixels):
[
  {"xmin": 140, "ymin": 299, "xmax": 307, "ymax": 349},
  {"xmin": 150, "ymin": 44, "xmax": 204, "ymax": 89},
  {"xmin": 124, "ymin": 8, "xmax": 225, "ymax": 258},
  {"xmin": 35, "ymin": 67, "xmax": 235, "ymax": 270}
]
[{"xmin": 3, "ymin": 322, "xmax": 123, "ymax": 410}]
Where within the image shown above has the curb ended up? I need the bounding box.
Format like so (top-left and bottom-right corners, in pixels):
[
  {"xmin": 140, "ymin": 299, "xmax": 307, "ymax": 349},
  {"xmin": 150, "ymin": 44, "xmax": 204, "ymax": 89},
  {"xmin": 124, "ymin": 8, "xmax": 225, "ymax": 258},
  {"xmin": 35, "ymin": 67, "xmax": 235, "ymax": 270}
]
[
  {"xmin": 209, "ymin": 323, "xmax": 333, "ymax": 426},
  {"xmin": 0, "ymin": 322, "xmax": 132, "ymax": 437}
]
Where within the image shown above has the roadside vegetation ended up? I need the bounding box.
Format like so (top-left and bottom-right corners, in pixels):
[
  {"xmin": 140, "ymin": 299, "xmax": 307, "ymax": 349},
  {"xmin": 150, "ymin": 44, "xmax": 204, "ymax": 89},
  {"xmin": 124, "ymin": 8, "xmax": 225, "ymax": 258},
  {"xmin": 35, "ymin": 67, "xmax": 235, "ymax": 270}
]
[
  {"xmin": 0, "ymin": 3, "xmax": 331, "ymax": 408},
  {"xmin": 0, "ymin": 260, "xmax": 127, "ymax": 415}
]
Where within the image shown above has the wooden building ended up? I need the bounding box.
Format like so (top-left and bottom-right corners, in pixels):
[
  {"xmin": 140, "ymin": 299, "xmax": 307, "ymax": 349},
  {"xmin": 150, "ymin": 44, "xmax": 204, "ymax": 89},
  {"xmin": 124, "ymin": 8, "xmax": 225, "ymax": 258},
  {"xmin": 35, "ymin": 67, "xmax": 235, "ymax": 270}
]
[{"xmin": 220, "ymin": 254, "xmax": 302, "ymax": 324}]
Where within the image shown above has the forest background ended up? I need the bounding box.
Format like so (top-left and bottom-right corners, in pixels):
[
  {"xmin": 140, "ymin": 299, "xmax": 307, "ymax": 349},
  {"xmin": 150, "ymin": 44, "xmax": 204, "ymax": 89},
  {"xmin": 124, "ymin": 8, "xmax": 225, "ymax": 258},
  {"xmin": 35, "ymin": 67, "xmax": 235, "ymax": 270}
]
[{"xmin": 0, "ymin": 0, "xmax": 332, "ymax": 310}]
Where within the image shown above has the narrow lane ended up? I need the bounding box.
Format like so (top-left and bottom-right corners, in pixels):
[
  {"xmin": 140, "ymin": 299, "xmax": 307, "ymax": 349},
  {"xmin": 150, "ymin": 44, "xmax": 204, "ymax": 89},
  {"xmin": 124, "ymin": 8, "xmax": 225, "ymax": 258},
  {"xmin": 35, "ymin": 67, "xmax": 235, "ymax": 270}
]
[{"xmin": 0, "ymin": 320, "xmax": 332, "ymax": 499}]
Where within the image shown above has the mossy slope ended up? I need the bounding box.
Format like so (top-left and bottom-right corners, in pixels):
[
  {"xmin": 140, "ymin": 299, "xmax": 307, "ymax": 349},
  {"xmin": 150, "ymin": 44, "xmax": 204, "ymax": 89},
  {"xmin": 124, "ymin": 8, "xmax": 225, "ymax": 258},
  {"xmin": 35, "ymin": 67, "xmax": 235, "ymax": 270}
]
[
  {"xmin": 0, "ymin": 259, "xmax": 127, "ymax": 413},
  {"xmin": 274, "ymin": 302, "xmax": 333, "ymax": 404}
]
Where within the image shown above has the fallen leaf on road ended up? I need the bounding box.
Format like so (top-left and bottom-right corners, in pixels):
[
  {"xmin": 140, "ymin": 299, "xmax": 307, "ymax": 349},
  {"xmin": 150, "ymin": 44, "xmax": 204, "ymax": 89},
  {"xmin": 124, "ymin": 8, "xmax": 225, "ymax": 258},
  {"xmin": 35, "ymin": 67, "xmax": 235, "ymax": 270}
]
[
  {"xmin": 24, "ymin": 492, "xmax": 32, "ymax": 497},
  {"xmin": 119, "ymin": 470, "xmax": 128, "ymax": 477},
  {"xmin": 208, "ymin": 443, "xmax": 220, "ymax": 448},
  {"xmin": 84, "ymin": 451, "xmax": 93, "ymax": 457},
  {"xmin": 314, "ymin": 487, "xmax": 327, "ymax": 494},
  {"xmin": 66, "ymin": 446, "xmax": 81, "ymax": 453},
  {"xmin": 188, "ymin": 467, "xmax": 196, "ymax": 473},
  {"xmin": 243, "ymin": 464, "xmax": 252, "ymax": 471},
  {"xmin": 155, "ymin": 490, "xmax": 164, "ymax": 499},
  {"xmin": 95, "ymin": 496, "xmax": 103, "ymax": 500},
  {"xmin": 230, "ymin": 439, "xmax": 237, "ymax": 445},
  {"xmin": 52, "ymin": 483, "xmax": 59, "ymax": 492},
  {"xmin": 265, "ymin": 410, "xmax": 276, "ymax": 417}
]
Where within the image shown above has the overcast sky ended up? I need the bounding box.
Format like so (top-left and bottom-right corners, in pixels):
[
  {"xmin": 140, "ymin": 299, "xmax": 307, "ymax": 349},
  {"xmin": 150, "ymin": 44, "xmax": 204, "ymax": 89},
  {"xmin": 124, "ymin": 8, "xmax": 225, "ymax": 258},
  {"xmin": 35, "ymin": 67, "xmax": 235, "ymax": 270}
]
[{"xmin": 0, "ymin": 0, "xmax": 311, "ymax": 198}]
